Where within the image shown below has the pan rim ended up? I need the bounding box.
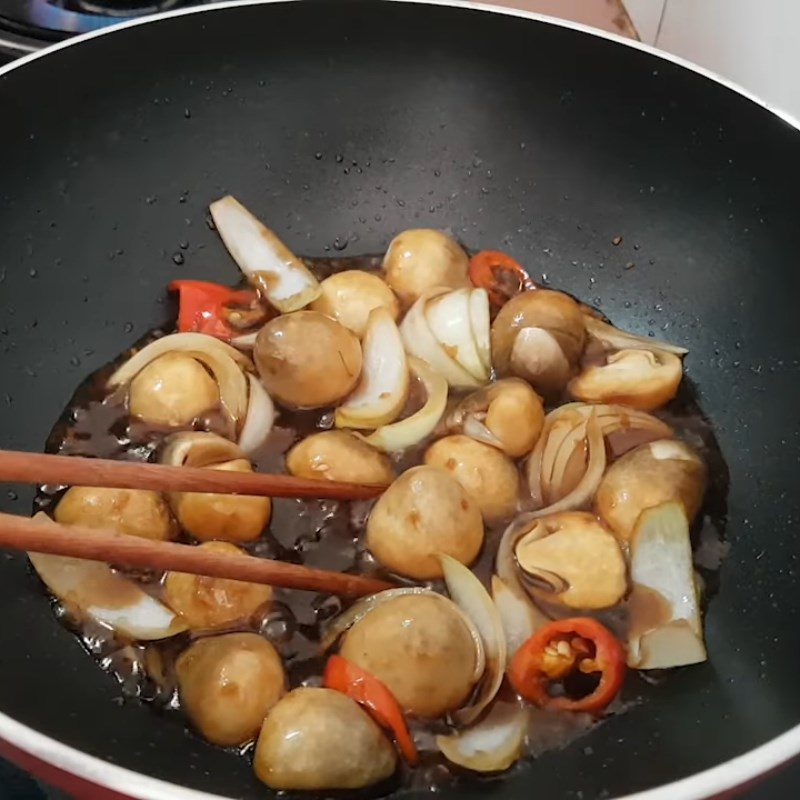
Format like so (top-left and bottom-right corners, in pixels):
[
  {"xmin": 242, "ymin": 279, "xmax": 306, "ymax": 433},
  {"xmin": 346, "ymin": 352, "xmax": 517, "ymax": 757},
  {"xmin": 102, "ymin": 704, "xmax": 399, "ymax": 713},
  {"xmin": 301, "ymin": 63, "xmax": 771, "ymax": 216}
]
[{"xmin": 1, "ymin": 1, "xmax": 798, "ymax": 798}]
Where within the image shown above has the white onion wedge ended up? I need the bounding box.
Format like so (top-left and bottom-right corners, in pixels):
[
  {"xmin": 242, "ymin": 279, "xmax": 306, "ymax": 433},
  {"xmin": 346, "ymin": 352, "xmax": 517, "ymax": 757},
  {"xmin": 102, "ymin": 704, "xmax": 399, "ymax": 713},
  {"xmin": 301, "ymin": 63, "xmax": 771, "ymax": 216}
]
[
  {"xmin": 437, "ymin": 701, "xmax": 528, "ymax": 773},
  {"xmin": 425, "ymin": 288, "xmax": 488, "ymax": 381},
  {"xmin": 238, "ymin": 374, "xmax": 276, "ymax": 454},
  {"xmin": 469, "ymin": 288, "xmax": 492, "ymax": 374},
  {"xmin": 400, "ymin": 289, "xmax": 483, "ymax": 388},
  {"xmin": 209, "ymin": 195, "xmax": 321, "ymax": 313},
  {"xmin": 627, "ymin": 502, "xmax": 707, "ymax": 669},
  {"xmin": 583, "ymin": 314, "xmax": 689, "ymax": 356},
  {"xmin": 361, "ymin": 357, "xmax": 447, "ymax": 452},
  {"xmin": 439, "ymin": 554, "xmax": 506, "ymax": 726},
  {"xmin": 491, "ymin": 575, "xmax": 548, "ymax": 656},
  {"xmin": 28, "ymin": 514, "xmax": 186, "ymax": 641},
  {"xmin": 319, "ymin": 587, "xmax": 485, "ymax": 683},
  {"xmin": 335, "ymin": 307, "xmax": 409, "ymax": 430},
  {"xmin": 107, "ymin": 333, "xmax": 251, "ymax": 430}
]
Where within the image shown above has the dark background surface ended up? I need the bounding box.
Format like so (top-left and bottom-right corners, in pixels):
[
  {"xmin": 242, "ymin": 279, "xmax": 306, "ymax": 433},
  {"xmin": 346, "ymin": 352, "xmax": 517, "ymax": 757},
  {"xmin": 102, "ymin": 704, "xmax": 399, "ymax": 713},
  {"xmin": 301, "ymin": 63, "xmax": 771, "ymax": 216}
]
[{"xmin": 1, "ymin": 2, "xmax": 800, "ymax": 799}]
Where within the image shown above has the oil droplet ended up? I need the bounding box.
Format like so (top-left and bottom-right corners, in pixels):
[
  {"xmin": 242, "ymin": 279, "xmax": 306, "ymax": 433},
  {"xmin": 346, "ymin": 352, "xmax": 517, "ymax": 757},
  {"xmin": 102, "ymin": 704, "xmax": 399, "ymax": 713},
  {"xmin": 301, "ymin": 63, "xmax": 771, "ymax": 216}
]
[
  {"xmin": 172, "ymin": 252, "xmax": 185, "ymax": 265},
  {"xmin": 335, "ymin": 154, "xmax": 343, "ymax": 163},
  {"xmin": 7, "ymin": 491, "xmax": 17, "ymax": 501},
  {"xmin": 314, "ymin": 152, "xmax": 322, "ymax": 160},
  {"xmin": 184, "ymin": 108, "xmax": 191, "ymax": 119},
  {"xmin": 333, "ymin": 237, "xmax": 348, "ymax": 252},
  {"xmin": 179, "ymin": 240, "xmax": 189, "ymax": 250}
]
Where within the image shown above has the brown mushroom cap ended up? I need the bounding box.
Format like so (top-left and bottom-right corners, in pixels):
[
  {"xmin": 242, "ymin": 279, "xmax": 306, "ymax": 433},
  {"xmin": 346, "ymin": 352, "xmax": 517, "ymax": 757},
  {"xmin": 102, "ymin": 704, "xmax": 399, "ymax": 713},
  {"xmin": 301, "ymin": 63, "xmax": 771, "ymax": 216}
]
[
  {"xmin": 382, "ymin": 229, "xmax": 469, "ymax": 307},
  {"xmin": 254, "ymin": 687, "xmax": 396, "ymax": 791},
  {"xmin": 595, "ymin": 439, "xmax": 707, "ymax": 542},
  {"xmin": 310, "ymin": 270, "xmax": 399, "ymax": 337},
  {"xmin": 286, "ymin": 430, "xmax": 393, "ymax": 485},
  {"xmin": 366, "ymin": 465, "xmax": 484, "ymax": 579},
  {"xmin": 424, "ymin": 435, "xmax": 519, "ymax": 523},
  {"xmin": 170, "ymin": 458, "xmax": 271, "ymax": 543},
  {"xmin": 254, "ymin": 311, "xmax": 362, "ymax": 408},
  {"xmin": 514, "ymin": 511, "xmax": 627, "ymax": 609},
  {"xmin": 176, "ymin": 633, "xmax": 286, "ymax": 746},
  {"xmin": 491, "ymin": 290, "xmax": 586, "ymax": 396},
  {"xmin": 55, "ymin": 486, "xmax": 177, "ymax": 542},
  {"xmin": 164, "ymin": 541, "xmax": 272, "ymax": 629},
  {"xmin": 340, "ymin": 593, "xmax": 480, "ymax": 717},
  {"xmin": 129, "ymin": 352, "xmax": 220, "ymax": 426}
]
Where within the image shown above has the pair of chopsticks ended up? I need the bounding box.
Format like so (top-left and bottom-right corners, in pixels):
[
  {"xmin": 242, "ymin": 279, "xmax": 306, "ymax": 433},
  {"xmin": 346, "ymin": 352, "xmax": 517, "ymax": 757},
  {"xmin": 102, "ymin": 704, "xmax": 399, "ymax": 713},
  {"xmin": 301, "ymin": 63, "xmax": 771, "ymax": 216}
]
[{"xmin": 0, "ymin": 449, "xmax": 393, "ymax": 598}]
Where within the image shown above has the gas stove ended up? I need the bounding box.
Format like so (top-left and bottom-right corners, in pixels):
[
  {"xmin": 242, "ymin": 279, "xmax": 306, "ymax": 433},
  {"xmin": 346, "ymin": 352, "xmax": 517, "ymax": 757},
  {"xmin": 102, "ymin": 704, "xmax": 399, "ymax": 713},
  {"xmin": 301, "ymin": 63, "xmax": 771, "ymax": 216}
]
[{"xmin": 0, "ymin": 0, "xmax": 194, "ymax": 60}]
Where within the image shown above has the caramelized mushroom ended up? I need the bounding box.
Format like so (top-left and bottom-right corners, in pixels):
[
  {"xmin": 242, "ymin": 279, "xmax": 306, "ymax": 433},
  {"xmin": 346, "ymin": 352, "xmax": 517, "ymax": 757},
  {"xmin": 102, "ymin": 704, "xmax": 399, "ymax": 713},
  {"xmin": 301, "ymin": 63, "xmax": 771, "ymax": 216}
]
[
  {"xmin": 595, "ymin": 439, "xmax": 707, "ymax": 542},
  {"xmin": 170, "ymin": 459, "xmax": 271, "ymax": 543},
  {"xmin": 163, "ymin": 541, "xmax": 272, "ymax": 629},
  {"xmin": 366, "ymin": 465, "xmax": 484, "ymax": 579},
  {"xmin": 254, "ymin": 311, "xmax": 362, "ymax": 408},
  {"xmin": 286, "ymin": 430, "xmax": 393, "ymax": 485},
  {"xmin": 424, "ymin": 435, "xmax": 519, "ymax": 523},
  {"xmin": 254, "ymin": 688, "xmax": 396, "ymax": 790},
  {"xmin": 569, "ymin": 348, "xmax": 683, "ymax": 410},
  {"xmin": 129, "ymin": 352, "xmax": 219, "ymax": 426},
  {"xmin": 382, "ymin": 229, "xmax": 469, "ymax": 307},
  {"xmin": 310, "ymin": 270, "xmax": 400, "ymax": 337},
  {"xmin": 514, "ymin": 512, "xmax": 627, "ymax": 610},
  {"xmin": 54, "ymin": 486, "xmax": 177, "ymax": 541},
  {"xmin": 340, "ymin": 593, "xmax": 481, "ymax": 717},
  {"xmin": 491, "ymin": 290, "xmax": 586, "ymax": 397},
  {"xmin": 176, "ymin": 633, "xmax": 286, "ymax": 746}
]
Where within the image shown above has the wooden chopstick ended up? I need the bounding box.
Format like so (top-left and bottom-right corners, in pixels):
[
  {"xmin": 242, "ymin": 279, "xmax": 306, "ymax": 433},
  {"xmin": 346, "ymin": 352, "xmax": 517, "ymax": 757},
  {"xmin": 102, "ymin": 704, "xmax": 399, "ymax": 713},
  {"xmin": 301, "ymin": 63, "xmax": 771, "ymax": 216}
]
[
  {"xmin": 0, "ymin": 512, "xmax": 394, "ymax": 598},
  {"xmin": 0, "ymin": 449, "xmax": 387, "ymax": 501}
]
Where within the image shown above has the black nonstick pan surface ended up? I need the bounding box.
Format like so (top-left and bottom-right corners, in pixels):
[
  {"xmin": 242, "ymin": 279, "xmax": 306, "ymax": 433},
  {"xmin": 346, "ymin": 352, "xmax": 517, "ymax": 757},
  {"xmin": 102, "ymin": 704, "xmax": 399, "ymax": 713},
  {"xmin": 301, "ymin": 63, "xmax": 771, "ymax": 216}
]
[{"xmin": 1, "ymin": 2, "xmax": 799, "ymax": 798}]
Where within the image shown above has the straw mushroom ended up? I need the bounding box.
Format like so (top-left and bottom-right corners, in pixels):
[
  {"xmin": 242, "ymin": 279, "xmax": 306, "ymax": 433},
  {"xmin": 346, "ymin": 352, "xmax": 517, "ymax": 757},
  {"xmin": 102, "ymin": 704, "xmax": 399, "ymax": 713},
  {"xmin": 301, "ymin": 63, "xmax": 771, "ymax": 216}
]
[
  {"xmin": 339, "ymin": 593, "xmax": 482, "ymax": 717},
  {"xmin": 447, "ymin": 378, "xmax": 545, "ymax": 458},
  {"xmin": 569, "ymin": 348, "xmax": 683, "ymax": 410},
  {"xmin": 161, "ymin": 432, "xmax": 270, "ymax": 543},
  {"xmin": 383, "ymin": 229, "xmax": 469, "ymax": 307},
  {"xmin": 310, "ymin": 270, "xmax": 399, "ymax": 337},
  {"xmin": 129, "ymin": 352, "xmax": 220, "ymax": 426},
  {"xmin": 595, "ymin": 439, "xmax": 707, "ymax": 542},
  {"xmin": 491, "ymin": 290, "xmax": 586, "ymax": 397},
  {"xmin": 54, "ymin": 486, "xmax": 177, "ymax": 541},
  {"xmin": 254, "ymin": 311, "xmax": 362, "ymax": 408},
  {"xmin": 254, "ymin": 688, "xmax": 397, "ymax": 790},
  {"xmin": 513, "ymin": 512, "xmax": 627, "ymax": 610},
  {"xmin": 424, "ymin": 435, "xmax": 519, "ymax": 524},
  {"xmin": 164, "ymin": 542, "xmax": 272, "ymax": 629},
  {"xmin": 366, "ymin": 465, "xmax": 484, "ymax": 579},
  {"xmin": 286, "ymin": 430, "xmax": 393, "ymax": 485},
  {"xmin": 176, "ymin": 633, "xmax": 286, "ymax": 746}
]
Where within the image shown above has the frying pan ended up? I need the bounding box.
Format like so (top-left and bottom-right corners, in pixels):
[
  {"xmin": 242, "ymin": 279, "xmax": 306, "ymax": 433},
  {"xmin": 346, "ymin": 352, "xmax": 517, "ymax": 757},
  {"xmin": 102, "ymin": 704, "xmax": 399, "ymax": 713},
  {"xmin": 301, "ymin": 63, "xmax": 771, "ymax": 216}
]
[{"xmin": 1, "ymin": 1, "xmax": 799, "ymax": 798}]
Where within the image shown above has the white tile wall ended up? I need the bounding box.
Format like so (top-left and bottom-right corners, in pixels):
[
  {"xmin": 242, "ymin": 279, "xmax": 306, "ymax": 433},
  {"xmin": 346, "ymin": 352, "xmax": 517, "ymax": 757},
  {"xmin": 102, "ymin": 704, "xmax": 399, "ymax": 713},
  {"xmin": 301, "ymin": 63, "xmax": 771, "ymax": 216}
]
[
  {"xmin": 624, "ymin": 0, "xmax": 666, "ymax": 44},
  {"xmin": 647, "ymin": 0, "xmax": 800, "ymax": 121}
]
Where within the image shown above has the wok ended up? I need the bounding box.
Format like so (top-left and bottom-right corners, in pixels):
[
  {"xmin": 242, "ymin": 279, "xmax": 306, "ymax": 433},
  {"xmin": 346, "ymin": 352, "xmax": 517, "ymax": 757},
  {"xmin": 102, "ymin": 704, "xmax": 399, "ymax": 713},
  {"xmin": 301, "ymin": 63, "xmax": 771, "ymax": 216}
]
[{"xmin": 1, "ymin": 1, "xmax": 799, "ymax": 798}]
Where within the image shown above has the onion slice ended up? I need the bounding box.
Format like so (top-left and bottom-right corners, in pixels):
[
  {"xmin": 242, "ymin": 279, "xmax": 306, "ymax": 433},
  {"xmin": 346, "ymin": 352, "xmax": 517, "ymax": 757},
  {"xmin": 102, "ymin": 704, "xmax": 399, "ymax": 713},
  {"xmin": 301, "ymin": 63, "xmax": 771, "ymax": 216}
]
[
  {"xmin": 238, "ymin": 374, "xmax": 276, "ymax": 454},
  {"xmin": 28, "ymin": 514, "xmax": 186, "ymax": 641},
  {"xmin": 230, "ymin": 331, "xmax": 259, "ymax": 350},
  {"xmin": 400, "ymin": 289, "xmax": 483, "ymax": 388},
  {"xmin": 209, "ymin": 195, "xmax": 321, "ymax": 313},
  {"xmin": 335, "ymin": 307, "xmax": 409, "ymax": 430},
  {"xmin": 583, "ymin": 314, "xmax": 689, "ymax": 356},
  {"xmin": 107, "ymin": 333, "xmax": 251, "ymax": 430},
  {"xmin": 469, "ymin": 288, "xmax": 492, "ymax": 374},
  {"xmin": 491, "ymin": 575, "xmax": 548, "ymax": 657},
  {"xmin": 319, "ymin": 587, "xmax": 486, "ymax": 683},
  {"xmin": 627, "ymin": 502, "xmax": 706, "ymax": 669},
  {"xmin": 437, "ymin": 701, "xmax": 528, "ymax": 773},
  {"xmin": 361, "ymin": 357, "xmax": 447, "ymax": 452},
  {"xmin": 438, "ymin": 554, "xmax": 506, "ymax": 726},
  {"xmin": 527, "ymin": 402, "xmax": 672, "ymax": 506},
  {"xmin": 425, "ymin": 288, "xmax": 488, "ymax": 381}
]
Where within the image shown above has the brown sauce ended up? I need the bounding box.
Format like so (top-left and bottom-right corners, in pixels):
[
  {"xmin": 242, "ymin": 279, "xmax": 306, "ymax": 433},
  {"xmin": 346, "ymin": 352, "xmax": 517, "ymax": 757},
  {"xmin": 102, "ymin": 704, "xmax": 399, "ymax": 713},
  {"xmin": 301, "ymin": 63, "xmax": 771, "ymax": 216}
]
[{"xmin": 32, "ymin": 255, "xmax": 730, "ymax": 793}]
